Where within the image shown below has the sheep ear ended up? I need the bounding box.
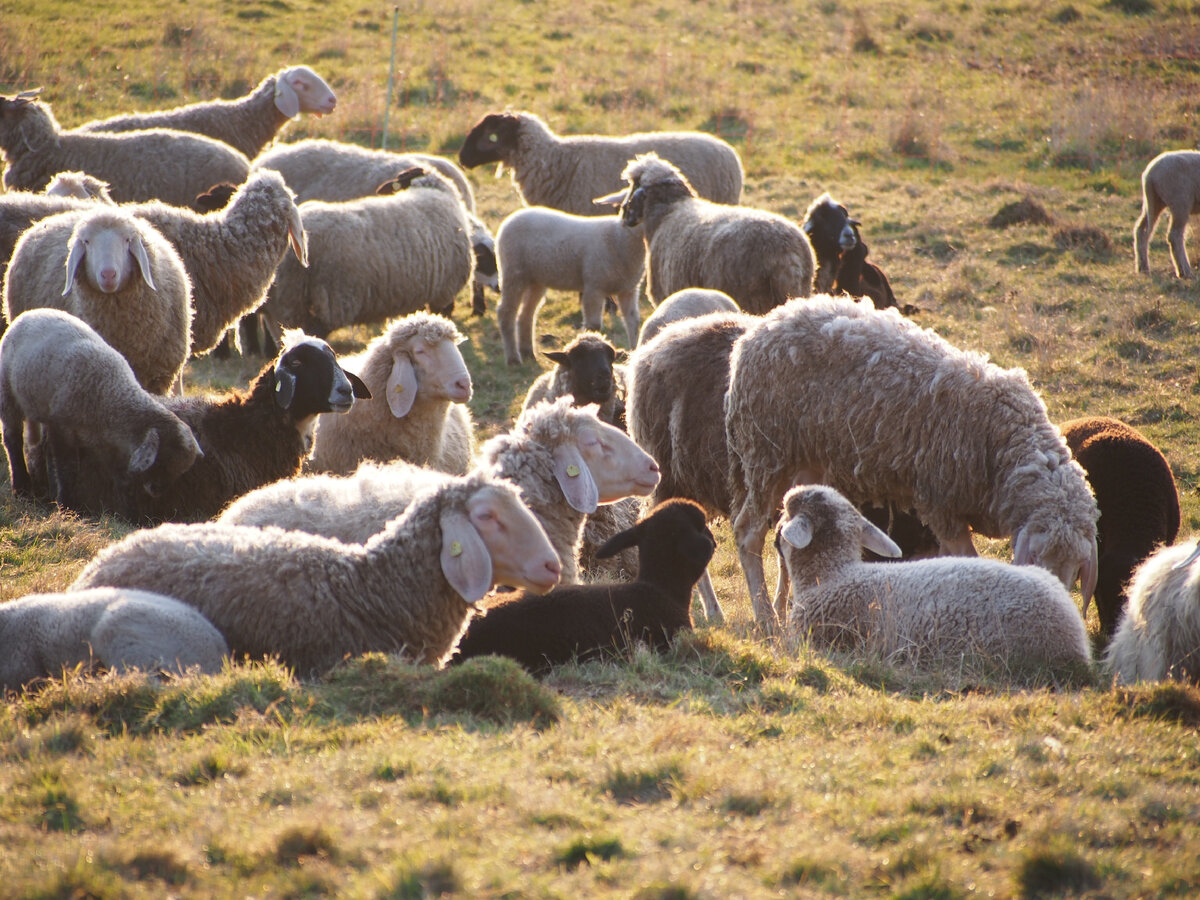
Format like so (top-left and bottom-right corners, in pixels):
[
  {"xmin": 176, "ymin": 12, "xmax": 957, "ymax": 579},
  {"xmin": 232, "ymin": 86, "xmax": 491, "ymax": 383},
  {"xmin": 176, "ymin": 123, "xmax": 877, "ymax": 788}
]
[
  {"xmin": 1079, "ymin": 536, "xmax": 1099, "ymax": 614},
  {"xmin": 596, "ymin": 521, "xmax": 640, "ymax": 559},
  {"xmin": 780, "ymin": 514, "xmax": 813, "ymax": 549},
  {"xmin": 801, "ymin": 220, "xmax": 815, "ymax": 235},
  {"xmin": 130, "ymin": 235, "xmax": 156, "ymax": 291},
  {"xmin": 63, "ymin": 239, "xmax": 86, "ymax": 295},
  {"xmin": 345, "ymin": 369, "xmax": 372, "ymax": 400},
  {"xmin": 859, "ymin": 517, "xmax": 903, "ymax": 558},
  {"xmin": 386, "ymin": 353, "xmax": 418, "ymax": 417},
  {"xmin": 1012, "ymin": 528, "xmax": 1032, "ymax": 566},
  {"xmin": 545, "ymin": 350, "xmax": 570, "ymax": 367},
  {"xmin": 593, "ymin": 188, "xmax": 627, "ymax": 207},
  {"xmin": 552, "ymin": 443, "xmax": 599, "ymax": 513},
  {"xmin": 440, "ymin": 509, "xmax": 492, "ymax": 603},
  {"xmin": 274, "ymin": 75, "xmax": 300, "ymax": 118},
  {"xmin": 274, "ymin": 365, "xmax": 296, "ymax": 410},
  {"xmin": 287, "ymin": 206, "xmax": 308, "ymax": 267},
  {"xmin": 1173, "ymin": 542, "xmax": 1200, "ymax": 571},
  {"xmin": 128, "ymin": 428, "xmax": 160, "ymax": 475}
]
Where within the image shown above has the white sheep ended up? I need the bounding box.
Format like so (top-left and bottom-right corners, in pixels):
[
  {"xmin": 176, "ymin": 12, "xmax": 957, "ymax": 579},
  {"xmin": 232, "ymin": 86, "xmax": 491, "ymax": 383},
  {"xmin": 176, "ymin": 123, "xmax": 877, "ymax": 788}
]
[
  {"xmin": 598, "ymin": 153, "xmax": 815, "ymax": 313},
  {"xmin": 3, "ymin": 207, "xmax": 193, "ymax": 395},
  {"xmin": 775, "ymin": 485, "xmax": 1092, "ymax": 675},
  {"xmin": 0, "ymin": 309, "xmax": 201, "ymax": 515},
  {"xmin": 1, "ymin": 587, "xmax": 228, "ymax": 692},
  {"xmin": 309, "ymin": 312, "xmax": 474, "ymax": 475},
  {"xmin": 43, "ymin": 170, "xmax": 113, "ymax": 201},
  {"xmin": 724, "ymin": 295, "xmax": 1099, "ymax": 627},
  {"xmin": 72, "ymin": 471, "xmax": 563, "ymax": 673},
  {"xmin": 636, "ymin": 288, "xmax": 740, "ymax": 346},
  {"xmin": 493, "ymin": 205, "xmax": 646, "ymax": 365},
  {"xmin": 1105, "ymin": 541, "xmax": 1200, "ymax": 684},
  {"xmin": 0, "ymin": 89, "xmax": 250, "ymax": 206},
  {"xmin": 1133, "ymin": 150, "xmax": 1200, "ymax": 278},
  {"xmin": 457, "ymin": 110, "xmax": 743, "ymax": 214},
  {"xmin": 76, "ymin": 65, "xmax": 337, "ymax": 160}
]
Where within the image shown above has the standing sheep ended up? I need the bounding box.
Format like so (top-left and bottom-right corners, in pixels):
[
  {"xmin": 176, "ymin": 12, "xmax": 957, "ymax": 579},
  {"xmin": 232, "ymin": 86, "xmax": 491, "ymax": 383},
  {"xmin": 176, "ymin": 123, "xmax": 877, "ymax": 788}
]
[
  {"xmin": 725, "ymin": 295, "xmax": 1099, "ymax": 627},
  {"xmin": 492, "ymin": 205, "xmax": 646, "ymax": 364},
  {"xmin": 0, "ymin": 190, "xmax": 96, "ymax": 294},
  {"xmin": 600, "ymin": 153, "xmax": 815, "ymax": 313},
  {"xmin": 3, "ymin": 207, "xmax": 193, "ymax": 395},
  {"xmin": 636, "ymin": 288, "xmax": 740, "ymax": 347},
  {"xmin": 76, "ymin": 65, "xmax": 337, "ymax": 160},
  {"xmin": 457, "ymin": 110, "xmax": 743, "ymax": 214},
  {"xmin": 0, "ymin": 89, "xmax": 250, "ymax": 206},
  {"xmin": 72, "ymin": 472, "xmax": 563, "ymax": 673},
  {"xmin": 1133, "ymin": 150, "xmax": 1200, "ymax": 278}
]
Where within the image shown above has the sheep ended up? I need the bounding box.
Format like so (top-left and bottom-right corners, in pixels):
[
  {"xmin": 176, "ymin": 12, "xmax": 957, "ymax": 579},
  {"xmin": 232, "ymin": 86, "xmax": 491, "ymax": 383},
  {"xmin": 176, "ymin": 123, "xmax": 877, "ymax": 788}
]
[
  {"xmin": 492, "ymin": 205, "xmax": 646, "ymax": 364},
  {"xmin": 3, "ymin": 206, "xmax": 193, "ymax": 394},
  {"xmin": 309, "ymin": 312, "xmax": 473, "ymax": 476},
  {"xmin": 1133, "ymin": 150, "xmax": 1200, "ymax": 278},
  {"xmin": 72, "ymin": 471, "xmax": 563, "ymax": 674},
  {"xmin": 775, "ymin": 484, "xmax": 1092, "ymax": 675},
  {"xmin": 259, "ymin": 167, "xmax": 474, "ymax": 339},
  {"xmin": 636, "ymin": 288, "xmax": 740, "ymax": 347},
  {"xmin": 1104, "ymin": 540, "xmax": 1200, "ymax": 684},
  {"xmin": 724, "ymin": 295, "xmax": 1099, "ymax": 628},
  {"xmin": 44, "ymin": 170, "xmax": 113, "ymax": 201},
  {"xmin": 450, "ymin": 498, "xmax": 716, "ymax": 674},
  {"xmin": 0, "ymin": 309, "xmax": 201, "ymax": 516},
  {"xmin": 522, "ymin": 332, "xmax": 628, "ymax": 431},
  {"xmin": 76, "ymin": 65, "xmax": 337, "ymax": 160},
  {"xmin": 1, "ymin": 587, "xmax": 229, "ymax": 692},
  {"xmin": 801, "ymin": 193, "xmax": 859, "ymax": 294},
  {"xmin": 457, "ymin": 110, "xmax": 743, "ymax": 214},
  {"xmin": 833, "ymin": 221, "xmax": 901, "ymax": 313},
  {"xmin": 599, "ymin": 153, "xmax": 814, "ymax": 313},
  {"xmin": 1061, "ymin": 416, "xmax": 1180, "ymax": 641},
  {"xmin": 0, "ymin": 89, "xmax": 250, "ymax": 206}
]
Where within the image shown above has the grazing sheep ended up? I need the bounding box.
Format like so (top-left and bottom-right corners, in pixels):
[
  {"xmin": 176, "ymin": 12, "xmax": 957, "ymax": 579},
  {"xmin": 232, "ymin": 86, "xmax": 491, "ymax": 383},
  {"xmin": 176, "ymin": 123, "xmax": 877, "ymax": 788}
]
[
  {"xmin": 260, "ymin": 167, "xmax": 474, "ymax": 338},
  {"xmin": 600, "ymin": 153, "xmax": 814, "ymax": 313},
  {"xmin": 0, "ymin": 309, "xmax": 201, "ymax": 515},
  {"xmin": 451, "ymin": 499, "xmax": 715, "ymax": 673},
  {"xmin": 1062, "ymin": 416, "xmax": 1180, "ymax": 640},
  {"xmin": 801, "ymin": 193, "xmax": 860, "ymax": 294},
  {"xmin": 636, "ymin": 288, "xmax": 740, "ymax": 346},
  {"xmin": 3, "ymin": 207, "xmax": 193, "ymax": 394},
  {"xmin": 0, "ymin": 587, "xmax": 228, "ymax": 692},
  {"xmin": 522, "ymin": 332, "xmax": 628, "ymax": 430},
  {"xmin": 492, "ymin": 205, "xmax": 646, "ymax": 364},
  {"xmin": 1105, "ymin": 540, "xmax": 1200, "ymax": 684},
  {"xmin": 776, "ymin": 485, "xmax": 1092, "ymax": 674},
  {"xmin": 725, "ymin": 295, "xmax": 1099, "ymax": 627},
  {"xmin": 1133, "ymin": 150, "xmax": 1200, "ymax": 278},
  {"xmin": 72, "ymin": 472, "xmax": 563, "ymax": 674},
  {"xmin": 77, "ymin": 65, "xmax": 337, "ymax": 160},
  {"xmin": 44, "ymin": 170, "xmax": 113, "ymax": 201},
  {"xmin": 0, "ymin": 89, "xmax": 250, "ymax": 206},
  {"xmin": 309, "ymin": 312, "xmax": 473, "ymax": 475},
  {"xmin": 457, "ymin": 110, "xmax": 743, "ymax": 214}
]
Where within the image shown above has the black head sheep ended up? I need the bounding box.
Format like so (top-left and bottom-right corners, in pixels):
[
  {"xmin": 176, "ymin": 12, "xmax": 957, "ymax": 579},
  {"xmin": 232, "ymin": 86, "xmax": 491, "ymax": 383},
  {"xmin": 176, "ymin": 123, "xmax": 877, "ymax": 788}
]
[{"xmin": 801, "ymin": 193, "xmax": 859, "ymax": 294}]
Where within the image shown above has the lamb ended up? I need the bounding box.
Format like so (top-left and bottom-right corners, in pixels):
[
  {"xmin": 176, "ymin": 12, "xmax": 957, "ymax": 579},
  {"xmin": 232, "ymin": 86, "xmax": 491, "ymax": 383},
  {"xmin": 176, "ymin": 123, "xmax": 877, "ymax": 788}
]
[
  {"xmin": 801, "ymin": 193, "xmax": 859, "ymax": 294},
  {"xmin": 492, "ymin": 205, "xmax": 646, "ymax": 364},
  {"xmin": 309, "ymin": 312, "xmax": 473, "ymax": 476},
  {"xmin": 775, "ymin": 484, "xmax": 1092, "ymax": 675},
  {"xmin": 259, "ymin": 167, "xmax": 474, "ymax": 339},
  {"xmin": 72, "ymin": 471, "xmax": 563, "ymax": 674},
  {"xmin": 599, "ymin": 153, "xmax": 814, "ymax": 313},
  {"xmin": 457, "ymin": 110, "xmax": 743, "ymax": 214},
  {"xmin": 1133, "ymin": 150, "xmax": 1200, "ymax": 278},
  {"xmin": 1061, "ymin": 416, "xmax": 1180, "ymax": 641},
  {"xmin": 44, "ymin": 170, "xmax": 113, "ymax": 201},
  {"xmin": 0, "ymin": 89, "xmax": 250, "ymax": 206},
  {"xmin": 636, "ymin": 288, "xmax": 740, "ymax": 346},
  {"xmin": 724, "ymin": 295, "xmax": 1099, "ymax": 627},
  {"xmin": 1104, "ymin": 540, "xmax": 1200, "ymax": 684},
  {"xmin": 450, "ymin": 498, "xmax": 715, "ymax": 674},
  {"xmin": 3, "ymin": 206, "xmax": 193, "ymax": 394},
  {"xmin": 76, "ymin": 65, "xmax": 337, "ymax": 160},
  {"xmin": 0, "ymin": 587, "xmax": 228, "ymax": 692},
  {"xmin": 0, "ymin": 309, "xmax": 201, "ymax": 516},
  {"xmin": 522, "ymin": 332, "xmax": 628, "ymax": 431}
]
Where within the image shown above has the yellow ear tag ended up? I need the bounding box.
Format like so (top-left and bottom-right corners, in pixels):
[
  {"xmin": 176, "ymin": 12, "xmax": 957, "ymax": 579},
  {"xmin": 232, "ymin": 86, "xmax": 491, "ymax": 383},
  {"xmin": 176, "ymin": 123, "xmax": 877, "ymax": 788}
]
[
  {"xmin": 488, "ymin": 133, "xmax": 498, "ymax": 142},
  {"xmin": 566, "ymin": 464, "xmax": 580, "ymax": 477},
  {"xmin": 450, "ymin": 541, "xmax": 463, "ymax": 557},
  {"xmin": 394, "ymin": 383, "xmax": 404, "ymax": 392}
]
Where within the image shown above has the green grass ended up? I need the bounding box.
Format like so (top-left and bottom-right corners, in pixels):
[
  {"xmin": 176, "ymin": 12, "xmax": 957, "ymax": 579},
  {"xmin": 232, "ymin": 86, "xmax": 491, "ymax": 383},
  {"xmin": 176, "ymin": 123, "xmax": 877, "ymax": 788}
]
[{"xmin": 3, "ymin": 0, "xmax": 1200, "ymax": 895}]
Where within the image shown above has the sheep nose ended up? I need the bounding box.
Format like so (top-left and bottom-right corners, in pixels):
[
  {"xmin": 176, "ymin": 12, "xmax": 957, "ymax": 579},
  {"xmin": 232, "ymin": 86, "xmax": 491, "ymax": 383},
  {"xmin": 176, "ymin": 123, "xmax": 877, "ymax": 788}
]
[
  {"xmin": 450, "ymin": 375, "xmax": 472, "ymax": 401},
  {"xmin": 99, "ymin": 268, "xmax": 119, "ymax": 291}
]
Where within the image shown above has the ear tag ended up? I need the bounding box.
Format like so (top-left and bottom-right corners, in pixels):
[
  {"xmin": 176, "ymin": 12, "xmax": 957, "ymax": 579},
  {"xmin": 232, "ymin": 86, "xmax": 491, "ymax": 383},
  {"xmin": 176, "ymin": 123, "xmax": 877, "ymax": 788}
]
[
  {"xmin": 394, "ymin": 383, "xmax": 404, "ymax": 393},
  {"xmin": 276, "ymin": 382, "xmax": 282, "ymax": 393},
  {"xmin": 566, "ymin": 464, "xmax": 580, "ymax": 477},
  {"xmin": 488, "ymin": 133, "xmax": 498, "ymax": 142},
  {"xmin": 450, "ymin": 541, "xmax": 463, "ymax": 557}
]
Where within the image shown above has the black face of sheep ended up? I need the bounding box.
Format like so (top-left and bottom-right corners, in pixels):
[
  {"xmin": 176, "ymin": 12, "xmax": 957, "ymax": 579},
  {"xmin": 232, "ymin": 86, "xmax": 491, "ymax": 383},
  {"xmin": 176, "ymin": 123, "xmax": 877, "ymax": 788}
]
[
  {"xmin": 619, "ymin": 187, "xmax": 647, "ymax": 228},
  {"xmin": 0, "ymin": 89, "xmax": 40, "ymax": 123},
  {"xmin": 272, "ymin": 338, "xmax": 372, "ymax": 415},
  {"xmin": 544, "ymin": 337, "xmax": 619, "ymax": 406},
  {"xmin": 597, "ymin": 498, "xmax": 716, "ymax": 586},
  {"xmin": 802, "ymin": 193, "xmax": 859, "ymax": 292},
  {"xmin": 458, "ymin": 113, "xmax": 521, "ymax": 168}
]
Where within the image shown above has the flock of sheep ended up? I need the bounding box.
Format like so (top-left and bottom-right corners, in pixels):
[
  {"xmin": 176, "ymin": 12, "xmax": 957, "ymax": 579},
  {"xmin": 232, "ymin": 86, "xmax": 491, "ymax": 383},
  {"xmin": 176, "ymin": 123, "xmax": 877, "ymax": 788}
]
[{"xmin": 0, "ymin": 63, "xmax": 1198, "ymax": 694}]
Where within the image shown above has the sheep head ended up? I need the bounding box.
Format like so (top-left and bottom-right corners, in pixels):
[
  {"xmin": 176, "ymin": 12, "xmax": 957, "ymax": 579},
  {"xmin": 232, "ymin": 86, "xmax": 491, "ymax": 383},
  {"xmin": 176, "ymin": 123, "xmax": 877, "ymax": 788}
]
[
  {"xmin": 776, "ymin": 486, "xmax": 901, "ymax": 585},
  {"xmin": 458, "ymin": 112, "xmax": 521, "ymax": 168},
  {"xmin": 274, "ymin": 65, "xmax": 337, "ymax": 118},
  {"xmin": 801, "ymin": 193, "xmax": 859, "ymax": 293},
  {"xmin": 542, "ymin": 332, "xmax": 621, "ymax": 406},
  {"xmin": 273, "ymin": 332, "xmax": 371, "ymax": 416},
  {"xmin": 64, "ymin": 211, "xmax": 156, "ymax": 296},
  {"xmin": 597, "ymin": 498, "xmax": 716, "ymax": 589},
  {"xmin": 379, "ymin": 314, "xmax": 472, "ymax": 417}
]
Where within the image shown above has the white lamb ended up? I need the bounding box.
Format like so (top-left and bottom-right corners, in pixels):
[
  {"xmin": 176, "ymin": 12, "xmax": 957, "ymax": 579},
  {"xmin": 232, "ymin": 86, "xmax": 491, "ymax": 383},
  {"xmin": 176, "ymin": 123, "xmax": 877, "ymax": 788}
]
[{"xmin": 1133, "ymin": 150, "xmax": 1200, "ymax": 278}]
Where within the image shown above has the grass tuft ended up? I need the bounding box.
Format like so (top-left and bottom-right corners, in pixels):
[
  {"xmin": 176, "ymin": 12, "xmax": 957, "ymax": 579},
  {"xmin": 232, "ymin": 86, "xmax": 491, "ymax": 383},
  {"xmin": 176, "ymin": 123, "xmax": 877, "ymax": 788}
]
[
  {"xmin": 556, "ymin": 835, "xmax": 626, "ymax": 870},
  {"xmin": 1107, "ymin": 683, "xmax": 1200, "ymax": 726},
  {"xmin": 989, "ymin": 198, "xmax": 1054, "ymax": 228},
  {"xmin": 1014, "ymin": 840, "xmax": 1102, "ymax": 897}
]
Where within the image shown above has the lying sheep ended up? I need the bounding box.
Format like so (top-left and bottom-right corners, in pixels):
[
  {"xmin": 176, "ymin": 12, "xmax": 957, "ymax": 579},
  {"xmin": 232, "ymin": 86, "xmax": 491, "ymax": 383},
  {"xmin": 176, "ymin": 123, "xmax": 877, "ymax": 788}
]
[
  {"xmin": 77, "ymin": 65, "xmax": 337, "ymax": 160},
  {"xmin": 776, "ymin": 485, "xmax": 1092, "ymax": 675},
  {"xmin": 725, "ymin": 295, "xmax": 1099, "ymax": 627},
  {"xmin": 1133, "ymin": 150, "xmax": 1200, "ymax": 278},
  {"xmin": 3, "ymin": 207, "xmax": 192, "ymax": 394},
  {"xmin": 451, "ymin": 499, "xmax": 715, "ymax": 673},
  {"xmin": 0, "ymin": 309, "xmax": 201, "ymax": 515},
  {"xmin": 493, "ymin": 205, "xmax": 646, "ymax": 364},
  {"xmin": 310, "ymin": 312, "xmax": 473, "ymax": 475},
  {"xmin": 457, "ymin": 110, "xmax": 743, "ymax": 214},
  {"xmin": 801, "ymin": 193, "xmax": 859, "ymax": 294},
  {"xmin": 636, "ymin": 288, "xmax": 740, "ymax": 347},
  {"xmin": 1105, "ymin": 540, "xmax": 1200, "ymax": 684},
  {"xmin": 0, "ymin": 89, "xmax": 250, "ymax": 206},
  {"xmin": 600, "ymin": 153, "xmax": 814, "ymax": 313},
  {"xmin": 1062, "ymin": 416, "xmax": 1180, "ymax": 641},
  {"xmin": 523, "ymin": 332, "xmax": 628, "ymax": 431},
  {"xmin": 72, "ymin": 472, "xmax": 563, "ymax": 674},
  {"xmin": 0, "ymin": 587, "xmax": 228, "ymax": 692}
]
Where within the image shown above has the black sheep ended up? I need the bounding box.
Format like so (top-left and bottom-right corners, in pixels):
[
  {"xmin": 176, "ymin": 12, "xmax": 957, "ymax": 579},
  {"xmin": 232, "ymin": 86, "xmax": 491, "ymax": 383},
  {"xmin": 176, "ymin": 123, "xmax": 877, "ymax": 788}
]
[{"xmin": 801, "ymin": 192, "xmax": 859, "ymax": 293}]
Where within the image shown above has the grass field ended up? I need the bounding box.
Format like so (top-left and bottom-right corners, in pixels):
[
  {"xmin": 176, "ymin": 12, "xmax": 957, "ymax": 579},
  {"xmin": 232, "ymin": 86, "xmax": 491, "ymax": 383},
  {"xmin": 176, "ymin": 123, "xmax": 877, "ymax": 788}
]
[{"xmin": 3, "ymin": 0, "xmax": 1200, "ymax": 896}]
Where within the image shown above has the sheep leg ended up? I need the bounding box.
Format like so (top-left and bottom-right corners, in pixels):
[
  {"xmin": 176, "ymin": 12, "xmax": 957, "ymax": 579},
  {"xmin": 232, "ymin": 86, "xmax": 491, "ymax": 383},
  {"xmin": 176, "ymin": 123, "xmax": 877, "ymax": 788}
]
[
  {"xmin": 1133, "ymin": 195, "xmax": 1163, "ymax": 274},
  {"xmin": 498, "ymin": 284, "xmax": 540, "ymax": 365},
  {"xmin": 613, "ymin": 289, "xmax": 641, "ymax": 350},
  {"xmin": 695, "ymin": 568, "xmax": 725, "ymax": 624},
  {"xmin": 731, "ymin": 497, "xmax": 781, "ymax": 631},
  {"xmin": 773, "ymin": 550, "xmax": 791, "ymax": 622},
  {"xmin": 580, "ymin": 288, "xmax": 606, "ymax": 334},
  {"xmin": 515, "ymin": 287, "xmax": 544, "ymax": 363},
  {"xmin": 1167, "ymin": 212, "xmax": 1193, "ymax": 278},
  {"xmin": 44, "ymin": 427, "xmax": 80, "ymax": 509},
  {"xmin": 0, "ymin": 407, "xmax": 32, "ymax": 496}
]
